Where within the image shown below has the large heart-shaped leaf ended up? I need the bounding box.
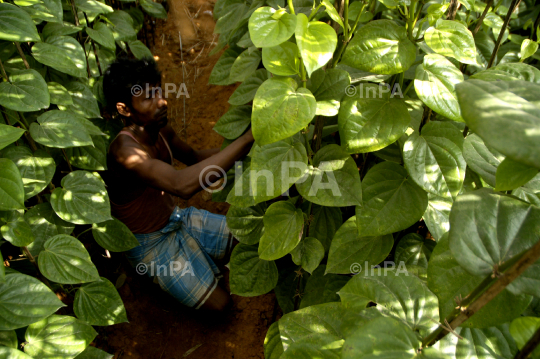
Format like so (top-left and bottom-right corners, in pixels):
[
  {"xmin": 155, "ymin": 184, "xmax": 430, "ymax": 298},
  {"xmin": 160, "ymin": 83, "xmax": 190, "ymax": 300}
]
[
  {"xmin": 423, "ymin": 193, "xmax": 452, "ymax": 242},
  {"xmin": 66, "ymin": 135, "xmax": 108, "ymax": 171},
  {"xmin": 47, "ymin": 81, "xmax": 73, "ymax": 106},
  {"xmin": 356, "ymin": 162, "xmax": 428, "ymax": 237},
  {"xmin": 309, "ymin": 204, "xmax": 342, "ymax": 253},
  {"xmin": 51, "ymin": 171, "xmax": 112, "ymax": 225},
  {"xmin": 0, "ymin": 329, "xmax": 17, "ymax": 348},
  {"xmin": 264, "ymin": 322, "xmax": 284, "ymax": 359},
  {"xmin": 0, "ymin": 69, "xmax": 50, "ymax": 112},
  {"xmin": 462, "ymin": 133, "xmax": 505, "ymax": 187},
  {"xmin": 91, "ymin": 218, "xmax": 139, "ymax": 252},
  {"xmin": 326, "ymin": 216, "xmax": 393, "ymax": 274},
  {"xmin": 74, "ymin": 346, "xmax": 114, "ymax": 359},
  {"xmin": 296, "ymin": 144, "xmax": 362, "ymax": 207},
  {"xmin": 229, "ymin": 68, "xmax": 270, "ymax": 105},
  {"xmin": 0, "ymin": 158, "xmax": 25, "ymax": 211},
  {"xmin": 32, "ymin": 36, "xmax": 87, "ymax": 78},
  {"xmin": 471, "ymin": 63, "xmax": 540, "ymax": 84},
  {"xmin": 230, "ymin": 47, "xmax": 261, "ymax": 82},
  {"xmin": 25, "ymin": 202, "xmax": 74, "ymax": 256},
  {"xmin": 512, "ymin": 173, "xmax": 540, "ymax": 207},
  {"xmin": 425, "ymin": 20, "xmax": 476, "ymax": 64},
  {"xmin": 252, "ymin": 77, "xmax": 316, "ymax": 146},
  {"xmin": 74, "ymin": 277, "xmax": 128, "ymax": 325},
  {"xmin": 213, "ymin": 105, "xmax": 252, "ymax": 140},
  {"xmin": 341, "ymin": 20, "xmax": 416, "ymax": 75},
  {"xmin": 308, "ymin": 68, "xmax": 350, "ymax": 102},
  {"xmin": 299, "ymin": 265, "xmax": 350, "ymax": 309},
  {"xmin": 226, "ymin": 159, "xmax": 257, "ymax": 207},
  {"xmin": 105, "ymin": 10, "xmax": 137, "ymax": 41},
  {"xmin": 290, "ymin": 237, "xmax": 324, "ymax": 274},
  {"xmin": 42, "ymin": 21, "xmax": 83, "ymax": 39},
  {"xmin": 510, "ymin": 317, "xmax": 540, "ymax": 358},
  {"xmin": 226, "ymin": 203, "xmax": 267, "ymax": 245},
  {"xmin": 128, "ymin": 40, "xmax": 152, "ymax": 59},
  {"xmin": 262, "ymin": 41, "xmax": 300, "ymax": 76},
  {"xmin": 495, "ymin": 157, "xmax": 539, "ymax": 192},
  {"xmin": 86, "ymin": 22, "xmax": 116, "ymax": 50},
  {"xmin": 0, "ymin": 273, "xmax": 64, "ymax": 330},
  {"xmin": 0, "ymin": 124, "xmax": 25, "ymax": 151},
  {"xmin": 403, "ymin": 121, "xmax": 466, "ymax": 200},
  {"xmin": 338, "ymin": 83, "xmax": 411, "ymax": 153},
  {"xmin": 248, "ymin": 7, "xmax": 297, "ymax": 48},
  {"xmin": 208, "ymin": 47, "xmax": 242, "ymax": 86},
  {"xmin": 1, "ymin": 210, "xmax": 34, "ymax": 246},
  {"xmin": 74, "ymin": 0, "xmax": 113, "ymax": 16},
  {"xmin": 0, "ymin": 3, "xmax": 40, "ymax": 42},
  {"xmin": 415, "ymin": 54, "xmax": 464, "ymax": 122},
  {"xmin": 30, "ymin": 110, "xmax": 93, "ymax": 148},
  {"xmin": 140, "ymin": 0, "xmax": 167, "ymax": 18},
  {"xmin": 230, "ymin": 243, "xmax": 278, "ymax": 296},
  {"xmin": 59, "ymin": 81, "xmax": 101, "ymax": 119},
  {"xmin": 395, "ymin": 233, "xmax": 435, "ymax": 268},
  {"xmin": 214, "ymin": 0, "xmax": 248, "ymax": 34}
]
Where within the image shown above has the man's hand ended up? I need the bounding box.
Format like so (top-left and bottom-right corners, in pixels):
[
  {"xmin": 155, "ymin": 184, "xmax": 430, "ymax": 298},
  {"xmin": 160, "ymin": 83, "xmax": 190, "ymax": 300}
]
[{"xmin": 241, "ymin": 128, "xmax": 254, "ymax": 143}]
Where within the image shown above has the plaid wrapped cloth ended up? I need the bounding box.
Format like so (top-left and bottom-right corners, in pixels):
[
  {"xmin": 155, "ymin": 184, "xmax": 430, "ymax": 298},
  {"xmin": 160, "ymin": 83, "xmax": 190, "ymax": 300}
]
[{"xmin": 125, "ymin": 206, "xmax": 233, "ymax": 309}]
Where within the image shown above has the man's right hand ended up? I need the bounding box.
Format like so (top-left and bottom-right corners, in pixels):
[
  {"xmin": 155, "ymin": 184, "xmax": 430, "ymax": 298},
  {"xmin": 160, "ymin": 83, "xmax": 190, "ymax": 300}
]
[{"xmin": 241, "ymin": 128, "xmax": 254, "ymax": 143}]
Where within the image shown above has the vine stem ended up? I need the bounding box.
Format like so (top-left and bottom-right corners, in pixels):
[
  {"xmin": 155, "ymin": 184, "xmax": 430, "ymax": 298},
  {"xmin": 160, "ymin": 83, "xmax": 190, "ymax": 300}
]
[
  {"xmin": 487, "ymin": 0, "xmax": 522, "ymax": 68},
  {"xmin": 22, "ymin": 246, "xmax": 53, "ymax": 289},
  {"xmin": 14, "ymin": 42, "xmax": 30, "ymax": 70},
  {"xmin": 423, "ymin": 237, "xmax": 540, "ymax": 347},
  {"xmin": 514, "ymin": 326, "xmax": 540, "ymax": 359},
  {"xmin": 472, "ymin": 0, "xmax": 494, "ymax": 35},
  {"xmin": 446, "ymin": 0, "xmax": 460, "ymax": 20},
  {"xmin": 61, "ymin": 149, "xmax": 74, "ymax": 172},
  {"xmin": 330, "ymin": 1, "xmax": 367, "ymax": 68},
  {"xmin": 287, "ymin": 0, "xmax": 295, "ymax": 15},
  {"xmin": 83, "ymin": 12, "xmax": 103, "ymax": 76}
]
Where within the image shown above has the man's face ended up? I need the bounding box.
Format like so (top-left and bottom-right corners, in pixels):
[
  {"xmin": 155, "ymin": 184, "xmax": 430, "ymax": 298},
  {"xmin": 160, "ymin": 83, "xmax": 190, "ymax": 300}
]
[{"xmin": 121, "ymin": 83, "xmax": 168, "ymax": 128}]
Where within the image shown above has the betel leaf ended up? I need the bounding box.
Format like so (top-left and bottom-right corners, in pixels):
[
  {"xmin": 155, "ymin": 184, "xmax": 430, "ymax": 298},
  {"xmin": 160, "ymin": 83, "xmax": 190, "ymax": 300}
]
[
  {"xmin": 66, "ymin": 134, "xmax": 108, "ymax": 171},
  {"xmin": 30, "ymin": 110, "xmax": 93, "ymax": 148},
  {"xmin": 226, "ymin": 159, "xmax": 257, "ymax": 207},
  {"xmin": 326, "ymin": 216, "xmax": 393, "ymax": 275},
  {"xmin": 59, "ymin": 81, "xmax": 101, "ymax": 119},
  {"xmin": 0, "ymin": 347, "xmax": 32, "ymax": 359},
  {"xmin": 23, "ymin": 0, "xmax": 63, "ymax": 24},
  {"xmin": 42, "ymin": 22, "xmax": 83, "ymax": 39},
  {"xmin": 248, "ymin": 7, "xmax": 297, "ymax": 48},
  {"xmin": 1, "ymin": 210, "xmax": 34, "ymax": 247},
  {"xmin": 213, "ymin": 105, "xmax": 252, "ymax": 140},
  {"xmin": 463, "ymin": 133, "xmax": 505, "ymax": 187},
  {"xmin": 262, "ymin": 41, "xmax": 300, "ymax": 76},
  {"xmin": 338, "ymin": 83, "xmax": 411, "ymax": 153},
  {"xmin": 75, "ymin": 346, "xmax": 114, "ymax": 359},
  {"xmin": 105, "ymin": 10, "xmax": 137, "ymax": 42},
  {"xmin": 356, "ymin": 162, "xmax": 428, "ymax": 237},
  {"xmin": 51, "ymin": 171, "xmax": 112, "ymax": 225},
  {"xmin": 230, "ymin": 47, "xmax": 262, "ymax": 82},
  {"xmin": 456, "ymin": 80, "xmax": 540, "ymax": 169},
  {"xmin": 290, "ymin": 237, "xmax": 324, "ymax": 274},
  {"xmin": 341, "ymin": 20, "xmax": 416, "ymax": 75},
  {"xmin": 24, "ymin": 315, "xmax": 97, "ymax": 359},
  {"xmin": 74, "ymin": 277, "xmax": 128, "ymax": 325},
  {"xmin": 74, "ymin": 0, "xmax": 113, "ymax": 16},
  {"xmin": 226, "ymin": 203, "xmax": 267, "ymax": 245},
  {"xmin": 471, "ymin": 63, "xmax": 540, "ymax": 84},
  {"xmin": 214, "ymin": 0, "xmax": 248, "ymax": 35},
  {"xmin": 32, "ymin": 36, "xmax": 88, "ymax": 78},
  {"xmin": 264, "ymin": 322, "xmax": 284, "ymax": 359},
  {"xmin": 0, "ymin": 124, "xmax": 25, "ymax": 150},
  {"xmin": 0, "ymin": 329, "xmax": 17, "ymax": 348},
  {"xmin": 0, "ymin": 69, "xmax": 50, "ymax": 112},
  {"xmin": 274, "ymin": 266, "xmax": 310, "ymax": 314},
  {"xmin": 449, "ymin": 188, "xmax": 540, "ymax": 298},
  {"xmin": 510, "ymin": 317, "xmax": 540, "ymax": 358},
  {"xmin": 252, "ymin": 77, "xmax": 316, "ymax": 146},
  {"xmin": 229, "ymin": 68, "xmax": 269, "ymax": 105},
  {"xmin": 339, "ymin": 269, "xmax": 439, "ymax": 333},
  {"xmin": 395, "ymin": 233, "xmax": 435, "ymax": 268},
  {"xmin": 425, "ymin": 20, "xmax": 477, "ymax": 64},
  {"xmin": 229, "ymin": 243, "xmax": 278, "ymax": 296},
  {"xmin": 512, "ymin": 173, "xmax": 540, "ymax": 207},
  {"xmin": 308, "ymin": 68, "xmax": 351, "ymax": 102},
  {"xmin": 309, "ymin": 204, "xmax": 342, "ymax": 253},
  {"xmin": 258, "ymin": 201, "xmax": 304, "ymax": 260},
  {"xmin": 47, "ymin": 82, "xmax": 73, "ymax": 106},
  {"xmin": 140, "ymin": 0, "xmax": 167, "ymax": 19},
  {"xmin": 25, "ymin": 202, "xmax": 75, "ymax": 256},
  {"xmin": 414, "ymin": 54, "xmax": 464, "ymax": 123},
  {"xmin": 128, "ymin": 40, "xmax": 152, "ymax": 59},
  {"xmin": 428, "ymin": 233, "xmax": 532, "ymax": 328},
  {"xmin": 495, "ymin": 157, "xmax": 538, "ymax": 192},
  {"xmin": 3, "ymin": 146, "xmax": 55, "ymax": 200},
  {"xmin": 86, "ymin": 22, "xmax": 116, "ymax": 50},
  {"xmin": 299, "ymin": 265, "xmax": 350, "ymax": 309},
  {"xmin": 423, "ymin": 193, "xmax": 451, "ymax": 242},
  {"xmin": 91, "ymin": 218, "xmax": 139, "ymax": 252},
  {"xmin": 403, "ymin": 121, "xmax": 466, "ymax": 200},
  {"xmin": 280, "ymin": 333, "xmax": 344, "ymax": 359},
  {"xmin": 295, "ymin": 13, "xmax": 337, "ymax": 77},
  {"xmin": 296, "ymin": 144, "xmax": 362, "ymax": 207},
  {"xmin": 0, "ymin": 3, "xmax": 40, "ymax": 42},
  {"xmin": 208, "ymin": 47, "xmax": 242, "ymax": 86},
  {"xmin": 0, "ymin": 273, "xmax": 64, "ymax": 330},
  {"xmin": 38, "ymin": 234, "xmax": 100, "ymax": 284},
  {"xmin": 0, "ymin": 158, "xmax": 25, "ymax": 211}
]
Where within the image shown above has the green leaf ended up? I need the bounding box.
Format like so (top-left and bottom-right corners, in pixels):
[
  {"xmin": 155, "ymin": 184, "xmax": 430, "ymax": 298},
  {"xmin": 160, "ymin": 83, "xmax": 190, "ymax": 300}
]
[
  {"xmin": 326, "ymin": 216, "xmax": 393, "ymax": 274},
  {"xmin": 423, "ymin": 193, "xmax": 451, "ymax": 242},
  {"xmin": 512, "ymin": 173, "xmax": 540, "ymax": 207},
  {"xmin": 414, "ymin": 54, "xmax": 464, "ymax": 122},
  {"xmin": 91, "ymin": 218, "xmax": 139, "ymax": 252},
  {"xmin": 105, "ymin": 10, "xmax": 137, "ymax": 42},
  {"xmin": 264, "ymin": 322, "xmax": 284, "ymax": 359},
  {"xmin": 24, "ymin": 315, "xmax": 97, "ymax": 358},
  {"xmin": 290, "ymin": 237, "xmax": 324, "ymax": 274},
  {"xmin": 299, "ymin": 265, "xmax": 349, "ymax": 309},
  {"xmin": 0, "ymin": 3, "xmax": 40, "ymax": 42},
  {"xmin": 428, "ymin": 233, "xmax": 532, "ymax": 328},
  {"xmin": 0, "ymin": 69, "xmax": 50, "ymax": 112},
  {"xmin": 471, "ymin": 63, "xmax": 540, "ymax": 83},
  {"xmin": 230, "ymin": 243, "xmax": 278, "ymax": 296},
  {"xmin": 213, "ymin": 105, "xmax": 252, "ymax": 140},
  {"xmin": 128, "ymin": 39, "xmax": 152, "ymax": 59},
  {"xmin": 510, "ymin": 317, "xmax": 540, "ymax": 357},
  {"xmin": 25, "ymin": 202, "xmax": 75, "ymax": 256},
  {"xmin": 30, "ymin": 110, "xmax": 93, "ymax": 148},
  {"xmin": 23, "ymin": 0, "xmax": 63, "ymax": 24},
  {"xmin": 0, "ymin": 124, "xmax": 26, "ymax": 151},
  {"xmin": 87, "ymin": 22, "xmax": 116, "ymax": 50},
  {"xmin": 495, "ymin": 157, "xmax": 538, "ymax": 192},
  {"xmin": 248, "ymin": 7, "xmax": 297, "ymax": 48},
  {"xmin": 295, "ymin": 13, "xmax": 337, "ymax": 77},
  {"xmin": 341, "ymin": 20, "xmax": 416, "ymax": 75},
  {"xmin": 0, "ymin": 158, "xmax": 25, "ymax": 211},
  {"xmin": 140, "ymin": 0, "xmax": 167, "ymax": 18},
  {"xmin": 356, "ymin": 161, "xmax": 428, "ymax": 237},
  {"xmin": 403, "ymin": 122, "xmax": 466, "ymax": 200},
  {"xmin": 0, "ymin": 273, "xmax": 64, "ymax": 330},
  {"xmin": 208, "ymin": 47, "xmax": 242, "ymax": 86},
  {"xmin": 47, "ymin": 81, "xmax": 73, "ymax": 106},
  {"xmin": 226, "ymin": 160, "xmax": 257, "ymax": 207},
  {"xmin": 395, "ymin": 233, "xmax": 435, "ymax": 268},
  {"xmin": 296, "ymin": 144, "xmax": 362, "ymax": 207},
  {"xmin": 1, "ymin": 210, "xmax": 34, "ymax": 246},
  {"xmin": 51, "ymin": 171, "xmax": 112, "ymax": 225},
  {"xmin": 338, "ymin": 83, "xmax": 411, "ymax": 153},
  {"xmin": 74, "ymin": 0, "xmax": 113, "ymax": 16},
  {"xmin": 258, "ymin": 201, "xmax": 304, "ymax": 260},
  {"xmin": 521, "ymin": 39, "xmax": 539, "ymax": 61},
  {"xmin": 425, "ymin": 20, "xmax": 477, "ymax": 64},
  {"xmin": 309, "ymin": 204, "xmax": 342, "ymax": 253},
  {"xmin": 38, "ymin": 234, "xmax": 100, "ymax": 284},
  {"xmin": 226, "ymin": 203, "xmax": 267, "ymax": 245},
  {"xmin": 262, "ymin": 41, "xmax": 300, "ymax": 76},
  {"xmin": 252, "ymin": 77, "xmax": 316, "ymax": 146},
  {"xmin": 274, "ymin": 266, "xmax": 310, "ymax": 314},
  {"xmin": 214, "ymin": 1, "xmax": 248, "ymax": 35},
  {"xmin": 59, "ymin": 81, "xmax": 101, "ymax": 119},
  {"xmin": 321, "ymin": 0, "xmax": 343, "ymax": 28},
  {"xmin": 3, "ymin": 146, "xmax": 55, "ymax": 200},
  {"xmin": 308, "ymin": 68, "xmax": 351, "ymax": 102},
  {"xmin": 32, "ymin": 36, "xmax": 88, "ymax": 78},
  {"xmin": 75, "ymin": 346, "xmax": 114, "ymax": 359},
  {"xmin": 42, "ymin": 22, "xmax": 83, "ymax": 39},
  {"xmin": 230, "ymin": 47, "xmax": 262, "ymax": 82},
  {"xmin": 229, "ymin": 68, "xmax": 269, "ymax": 105},
  {"xmin": 462, "ymin": 133, "xmax": 505, "ymax": 187},
  {"xmin": 0, "ymin": 329, "xmax": 17, "ymax": 348},
  {"xmin": 449, "ymin": 188, "xmax": 540, "ymax": 298},
  {"xmin": 65, "ymin": 135, "xmax": 108, "ymax": 171},
  {"xmin": 74, "ymin": 277, "xmax": 128, "ymax": 325}
]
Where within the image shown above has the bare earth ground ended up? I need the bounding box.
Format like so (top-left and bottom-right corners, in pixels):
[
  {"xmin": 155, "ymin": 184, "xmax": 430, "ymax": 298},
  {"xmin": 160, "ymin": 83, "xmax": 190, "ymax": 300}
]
[{"xmin": 92, "ymin": 1, "xmax": 277, "ymax": 357}]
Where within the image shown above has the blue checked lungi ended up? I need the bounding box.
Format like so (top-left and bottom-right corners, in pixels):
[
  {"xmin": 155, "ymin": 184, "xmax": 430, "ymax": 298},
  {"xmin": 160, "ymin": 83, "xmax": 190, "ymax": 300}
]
[{"xmin": 125, "ymin": 206, "xmax": 233, "ymax": 309}]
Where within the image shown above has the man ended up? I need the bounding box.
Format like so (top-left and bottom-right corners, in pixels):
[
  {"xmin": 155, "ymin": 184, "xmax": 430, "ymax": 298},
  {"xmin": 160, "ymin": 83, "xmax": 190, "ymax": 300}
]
[{"xmin": 102, "ymin": 57, "xmax": 254, "ymax": 311}]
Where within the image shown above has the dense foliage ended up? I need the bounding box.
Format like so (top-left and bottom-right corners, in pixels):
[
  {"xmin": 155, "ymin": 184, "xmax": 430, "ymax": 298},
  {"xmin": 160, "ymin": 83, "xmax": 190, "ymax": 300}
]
[
  {"xmin": 0, "ymin": 0, "xmax": 166, "ymax": 356},
  {"xmin": 209, "ymin": 0, "xmax": 540, "ymax": 357}
]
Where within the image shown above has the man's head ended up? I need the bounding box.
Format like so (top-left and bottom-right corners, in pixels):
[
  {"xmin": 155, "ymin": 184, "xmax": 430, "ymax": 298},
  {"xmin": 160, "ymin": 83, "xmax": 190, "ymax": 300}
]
[{"xmin": 103, "ymin": 57, "xmax": 167, "ymax": 128}]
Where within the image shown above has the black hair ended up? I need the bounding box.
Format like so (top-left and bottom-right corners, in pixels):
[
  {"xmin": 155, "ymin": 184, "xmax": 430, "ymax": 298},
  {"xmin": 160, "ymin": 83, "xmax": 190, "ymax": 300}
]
[{"xmin": 103, "ymin": 57, "xmax": 161, "ymax": 113}]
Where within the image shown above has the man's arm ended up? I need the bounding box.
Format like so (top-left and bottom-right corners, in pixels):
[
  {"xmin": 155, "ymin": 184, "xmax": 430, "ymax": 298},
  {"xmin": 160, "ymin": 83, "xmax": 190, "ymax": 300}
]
[
  {"xmin": 160, "ymin": 125, "xmax": 220, "ymax": 165},
  {"xmin": 113, "ymin": 130, "xmax": 254, "ymax": 200}
]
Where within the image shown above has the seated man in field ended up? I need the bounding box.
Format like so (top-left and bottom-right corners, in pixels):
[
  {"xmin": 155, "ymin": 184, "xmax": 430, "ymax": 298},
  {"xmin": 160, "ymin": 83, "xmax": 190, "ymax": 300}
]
[{"xmin": 102, "ymin": 57, "xmax": 253, "ymax": 311}]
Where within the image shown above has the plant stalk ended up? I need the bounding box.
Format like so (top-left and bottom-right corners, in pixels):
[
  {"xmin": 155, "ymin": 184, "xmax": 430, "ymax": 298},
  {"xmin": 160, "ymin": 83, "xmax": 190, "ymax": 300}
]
[
  {"xmin": 14, "ymin": 42, "xmax": 30, "ymax": 70},
  {"xmin": 61, "ymin": 149, "xmax": 74, "ymax": 172},
  {"xmin": 446, "ymin": 0, "xmax": 460, "ymax": 20},
  {"xmin": 288, "ymin": 0, "xmax": 295, "ymax": 15},
  {"xmin": 514, "ymin": 326, "xmax": 540, "ymax": 359},
  {"xmin": 22, "ymin": 246, "xmax": 53, "ymax": 289},
  {"xmin": 472, "ymin": 0, "xmax": 494, "ymax": 35},
  {"xmin": 487, "ymin": 0, "xmax": 522, "ymax": 68},
  {"xmin": 407, "ymin": 0, "xmax": 419, "ymax": 40}
]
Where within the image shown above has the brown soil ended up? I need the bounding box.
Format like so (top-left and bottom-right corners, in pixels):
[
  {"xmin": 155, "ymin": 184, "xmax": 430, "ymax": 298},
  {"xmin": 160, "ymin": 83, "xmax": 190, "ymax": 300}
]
[{"xmin": 93, "ymin": 2, "xmax": 277, "ymax": 358}]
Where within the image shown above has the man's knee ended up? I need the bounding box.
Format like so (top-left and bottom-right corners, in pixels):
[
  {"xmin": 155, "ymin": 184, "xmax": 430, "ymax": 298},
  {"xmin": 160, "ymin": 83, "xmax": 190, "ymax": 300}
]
[{"xmin": 199, "ymin": 285, "xmax": 231, "ymax": 312}]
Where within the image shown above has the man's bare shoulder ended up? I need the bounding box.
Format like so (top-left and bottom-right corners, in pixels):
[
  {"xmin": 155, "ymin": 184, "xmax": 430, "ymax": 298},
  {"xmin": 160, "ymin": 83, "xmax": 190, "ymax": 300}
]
[{"xmin": 109, "ymin": 133, "xmax": 150, "ymax": 169}]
